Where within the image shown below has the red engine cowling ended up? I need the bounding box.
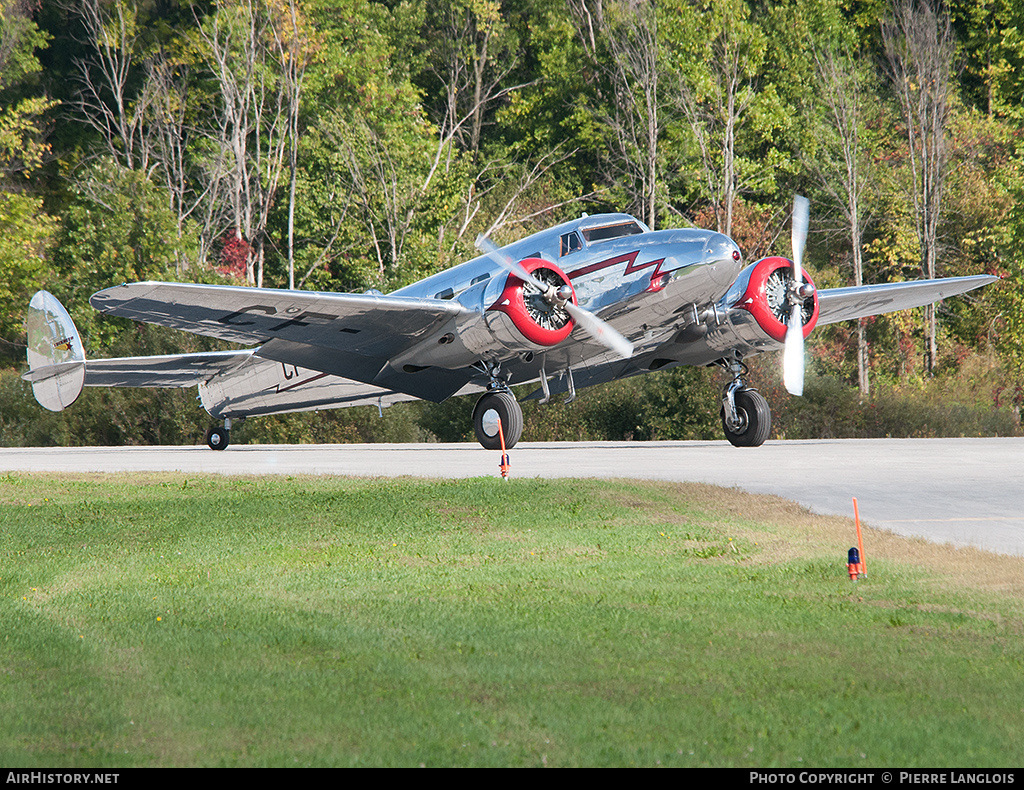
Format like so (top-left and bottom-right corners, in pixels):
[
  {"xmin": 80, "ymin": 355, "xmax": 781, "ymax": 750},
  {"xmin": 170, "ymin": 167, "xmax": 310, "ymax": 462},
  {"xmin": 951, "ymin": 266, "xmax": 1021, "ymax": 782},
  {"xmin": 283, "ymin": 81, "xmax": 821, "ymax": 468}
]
[
  {"xmin": 486, "ymin": 258, "xmax": 577, "ymax": 348},
  {"xmin": 731, "ymin": 256, "xmax": 819, "ymax": 342}
]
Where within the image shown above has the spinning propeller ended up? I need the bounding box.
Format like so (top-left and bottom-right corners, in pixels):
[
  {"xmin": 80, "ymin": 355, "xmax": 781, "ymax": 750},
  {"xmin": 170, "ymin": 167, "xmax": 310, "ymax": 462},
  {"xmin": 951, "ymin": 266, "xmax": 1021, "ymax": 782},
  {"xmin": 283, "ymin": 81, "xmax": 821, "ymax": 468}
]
[
  {"xmin": 475, "ymin": 235, "xmax": 634, "ymax": 359},
  {"xmin": 783, "ymin": 195, "xmax": 811, "ymax": 396}
]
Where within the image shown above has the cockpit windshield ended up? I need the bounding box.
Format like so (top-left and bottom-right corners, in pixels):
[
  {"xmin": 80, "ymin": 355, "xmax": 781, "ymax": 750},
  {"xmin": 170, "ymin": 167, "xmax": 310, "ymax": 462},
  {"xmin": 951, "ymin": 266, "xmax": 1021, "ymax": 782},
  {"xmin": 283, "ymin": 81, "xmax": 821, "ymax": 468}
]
[{"xmin": 580, "ymin": 221, "xmax": 645, "ymax": 243}]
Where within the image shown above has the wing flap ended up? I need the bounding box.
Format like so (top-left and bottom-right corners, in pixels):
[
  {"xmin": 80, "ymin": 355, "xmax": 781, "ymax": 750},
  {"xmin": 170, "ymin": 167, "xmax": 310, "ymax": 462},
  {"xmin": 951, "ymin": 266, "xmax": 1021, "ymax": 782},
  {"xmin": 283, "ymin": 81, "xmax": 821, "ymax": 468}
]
[
  {"xmin": 254, "ymin": 338, "xmax": 473, "ymax": 402},
  {"xmin": 817, "ymin": 275, "xmax": 998, "ymax": 326}
]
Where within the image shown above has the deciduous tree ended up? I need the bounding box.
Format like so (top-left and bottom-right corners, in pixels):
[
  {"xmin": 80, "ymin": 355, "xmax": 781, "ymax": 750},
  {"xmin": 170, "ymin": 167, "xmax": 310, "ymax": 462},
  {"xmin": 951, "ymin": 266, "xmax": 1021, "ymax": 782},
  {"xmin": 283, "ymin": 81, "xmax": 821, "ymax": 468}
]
[{"xmin": 882, "ymin": 0, "xmax": 956, "ymax": 375}]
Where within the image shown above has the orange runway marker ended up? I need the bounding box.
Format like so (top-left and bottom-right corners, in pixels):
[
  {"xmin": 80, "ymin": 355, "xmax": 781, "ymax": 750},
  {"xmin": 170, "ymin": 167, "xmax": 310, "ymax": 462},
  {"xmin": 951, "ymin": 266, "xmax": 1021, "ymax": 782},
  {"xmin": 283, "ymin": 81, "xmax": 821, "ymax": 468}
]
[
  {"xmin": 852, "ymin": 497, "xmax": 866, "ymax": 578},
  {"xmin": 497, "ymin": 420, "xmax": 510, "ymax": 481}
]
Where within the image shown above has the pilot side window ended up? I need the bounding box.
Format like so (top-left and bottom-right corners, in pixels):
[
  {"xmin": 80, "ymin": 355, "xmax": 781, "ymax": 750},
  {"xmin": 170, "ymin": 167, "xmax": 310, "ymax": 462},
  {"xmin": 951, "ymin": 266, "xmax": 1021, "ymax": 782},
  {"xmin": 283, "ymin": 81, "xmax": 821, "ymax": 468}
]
[
  {"xmin": 581, "ymin": 221, "xmax": 644, "ymax": 243},
  {"xmin": 560, "ymin": 232, "xmax": 582, "ymax": 256}
]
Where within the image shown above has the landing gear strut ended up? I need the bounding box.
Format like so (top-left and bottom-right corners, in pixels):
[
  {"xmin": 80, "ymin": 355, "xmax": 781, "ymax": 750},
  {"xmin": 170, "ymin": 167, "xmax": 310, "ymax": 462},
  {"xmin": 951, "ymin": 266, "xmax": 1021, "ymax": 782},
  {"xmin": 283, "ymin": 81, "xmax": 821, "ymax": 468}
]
[
  {"xmin": 472, "ymin": 389, "xmax": 523, "ymax": 450},
  {"xmin": 718, "ymin": 356, "xmax": 771, "ymax": 448}
]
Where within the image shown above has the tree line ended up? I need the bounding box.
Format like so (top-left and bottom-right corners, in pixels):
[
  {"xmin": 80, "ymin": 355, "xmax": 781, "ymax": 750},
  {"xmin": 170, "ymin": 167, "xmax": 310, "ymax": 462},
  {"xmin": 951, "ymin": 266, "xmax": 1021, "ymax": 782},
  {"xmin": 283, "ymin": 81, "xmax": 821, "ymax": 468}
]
[{"xmin": 1, "ymin": 0, "xmax": 1022, "ymax": 445}]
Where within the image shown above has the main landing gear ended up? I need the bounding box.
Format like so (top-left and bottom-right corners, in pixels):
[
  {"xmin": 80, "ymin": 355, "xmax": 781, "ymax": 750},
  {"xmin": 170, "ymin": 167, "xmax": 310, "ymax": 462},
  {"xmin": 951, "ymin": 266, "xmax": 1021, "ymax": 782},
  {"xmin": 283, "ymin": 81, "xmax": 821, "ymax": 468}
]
[
  {"xmin": 205, "ymin": 418, "xmax": 233, "ymax": 451},
  {"xmin": 472, "ymin": 388, "xmax": 523, "ymax": 450},
  {"xmin": 718, "ymin": 356, "xmax": 771, "ymax": 448}
]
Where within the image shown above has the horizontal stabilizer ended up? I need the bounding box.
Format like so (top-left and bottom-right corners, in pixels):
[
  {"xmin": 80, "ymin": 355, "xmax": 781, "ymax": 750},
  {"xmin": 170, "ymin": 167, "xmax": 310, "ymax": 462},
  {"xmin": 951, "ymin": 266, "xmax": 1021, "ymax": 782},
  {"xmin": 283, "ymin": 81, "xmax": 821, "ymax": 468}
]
[
  {"xmin": 82, "ymin": 350, "xmax": 254, "ymax": 388},
  {"xmin": 22, "ymin": 359, "xmax": 86, "ymax": 384}
]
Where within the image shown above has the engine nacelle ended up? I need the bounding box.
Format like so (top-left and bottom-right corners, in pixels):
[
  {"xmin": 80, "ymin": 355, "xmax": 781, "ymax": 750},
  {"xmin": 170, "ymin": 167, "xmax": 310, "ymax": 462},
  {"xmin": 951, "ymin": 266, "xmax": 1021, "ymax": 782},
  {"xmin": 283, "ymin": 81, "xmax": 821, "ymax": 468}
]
[
  {"xmin": 699, "ymin": 256, "xmax": 819, "ymax": 358},
  {"xmin": 483, "ymin": 258, "xmax": 576, "ymax": 349},
  {"xmin": 388, "ymin": 258, "xmax": 577, "ymax": 370},
  {"xmin": 732, "ymin": 256, "xmax": 818, "ymax": 340}
]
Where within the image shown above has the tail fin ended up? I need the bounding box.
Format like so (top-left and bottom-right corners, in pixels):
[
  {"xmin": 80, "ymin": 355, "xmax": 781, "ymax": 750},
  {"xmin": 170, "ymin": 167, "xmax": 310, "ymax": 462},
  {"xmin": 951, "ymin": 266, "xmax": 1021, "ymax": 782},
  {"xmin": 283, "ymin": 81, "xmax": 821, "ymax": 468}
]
[{"xmin": 22, "ymin": 290, "xmax": 86, "ymax": 411}]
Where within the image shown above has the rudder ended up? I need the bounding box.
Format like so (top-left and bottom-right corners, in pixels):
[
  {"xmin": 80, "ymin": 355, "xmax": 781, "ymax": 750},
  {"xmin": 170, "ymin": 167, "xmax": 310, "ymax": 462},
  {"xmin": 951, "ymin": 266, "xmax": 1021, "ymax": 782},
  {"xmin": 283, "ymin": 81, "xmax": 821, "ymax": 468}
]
[{"xmin": 23, "ymin": 290, "xmax": 86, "ymax": 411}]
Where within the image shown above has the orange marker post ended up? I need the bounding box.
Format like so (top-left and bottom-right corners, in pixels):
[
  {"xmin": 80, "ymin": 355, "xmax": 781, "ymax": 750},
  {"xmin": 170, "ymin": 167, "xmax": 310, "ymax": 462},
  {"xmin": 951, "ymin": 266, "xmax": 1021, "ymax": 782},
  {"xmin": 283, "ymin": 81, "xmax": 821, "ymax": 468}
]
[
  {"xmin": 852, "ymin": 497, "xmax": 866, "ymax": 578},
  {"xmin": 497, "ymin": 420, "xmax": 510, "ymax": 481}
]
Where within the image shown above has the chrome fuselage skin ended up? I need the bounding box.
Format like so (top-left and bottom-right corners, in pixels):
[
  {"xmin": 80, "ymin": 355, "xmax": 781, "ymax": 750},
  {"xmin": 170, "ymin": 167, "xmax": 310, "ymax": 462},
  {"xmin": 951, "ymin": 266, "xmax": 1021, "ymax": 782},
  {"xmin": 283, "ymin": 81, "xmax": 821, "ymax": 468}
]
[
  {"xmin": 393, "ymin": 213, "xmax": 741, "ymax": 311},
  {"xmin": 391, "ymin": 213, "xmax": 745, "ymax": 372}
]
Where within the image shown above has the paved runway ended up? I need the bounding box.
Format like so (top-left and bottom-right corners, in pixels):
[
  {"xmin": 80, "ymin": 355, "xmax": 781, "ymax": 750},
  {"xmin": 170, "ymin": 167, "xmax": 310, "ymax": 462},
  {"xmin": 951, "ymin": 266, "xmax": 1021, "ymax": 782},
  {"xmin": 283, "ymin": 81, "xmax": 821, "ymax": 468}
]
[{"xmin": 2, "ymin": 438, "xmax": 1022, "ymax": 557}]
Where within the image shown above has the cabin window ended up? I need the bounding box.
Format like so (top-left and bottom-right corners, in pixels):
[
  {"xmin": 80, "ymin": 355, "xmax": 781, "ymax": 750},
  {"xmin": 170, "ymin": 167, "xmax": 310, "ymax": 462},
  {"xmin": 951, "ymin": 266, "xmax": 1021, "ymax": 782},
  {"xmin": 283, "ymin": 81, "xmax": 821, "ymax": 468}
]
[
  {"xmin": 470, "ymin": 274, "xmax": 490, "ymax": 285},
  {"xmin": 581, "ymin": 221, "xmax": 644, "ymax": 243},
  {"xmin": 560, "ymin": 232, "xmax": 583, "ymax": 256},
  {"xmin": 434, "ymin": 287, "xmax": 454, "ymax": 300}
]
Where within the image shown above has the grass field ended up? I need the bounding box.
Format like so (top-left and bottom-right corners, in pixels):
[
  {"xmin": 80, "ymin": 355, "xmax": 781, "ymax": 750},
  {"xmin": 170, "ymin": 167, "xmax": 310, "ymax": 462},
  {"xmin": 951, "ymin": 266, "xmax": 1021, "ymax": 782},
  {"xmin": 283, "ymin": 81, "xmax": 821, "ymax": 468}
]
[{"xmin": 1, "ymin": 473, "xmax": 1022, "ymax": 768}]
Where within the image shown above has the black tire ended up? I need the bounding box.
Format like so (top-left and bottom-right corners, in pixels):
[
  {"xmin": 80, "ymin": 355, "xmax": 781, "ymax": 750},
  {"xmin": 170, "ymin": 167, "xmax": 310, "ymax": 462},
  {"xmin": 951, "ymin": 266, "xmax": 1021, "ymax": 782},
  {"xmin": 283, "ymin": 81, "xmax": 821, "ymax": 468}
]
[
  {"xmin": 721, "ymin": 388, "xmax": 771, "ymax": 448},
  {"xmin": 472, "ymin": 390, "xmax": 523, "ymax": 450},
  {"xmin": 205, "ymin": 426, "xmax": 230, "ymax": 451}
]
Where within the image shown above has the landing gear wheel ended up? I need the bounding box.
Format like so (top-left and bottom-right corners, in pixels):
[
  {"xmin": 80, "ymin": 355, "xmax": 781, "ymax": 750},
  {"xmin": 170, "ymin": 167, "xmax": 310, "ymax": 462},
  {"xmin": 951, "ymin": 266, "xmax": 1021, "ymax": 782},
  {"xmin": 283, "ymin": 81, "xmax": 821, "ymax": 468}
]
[
  {"xmin": 205, "ymin": 426, "xmax": 230, "ymax": 451},
  {"xmin": 721, "ymin": 388, "xmax": 771, "ymax": 448},
  {"xmin": 473, "ymin": 390, "xmax": 523, "ymax": 450}
]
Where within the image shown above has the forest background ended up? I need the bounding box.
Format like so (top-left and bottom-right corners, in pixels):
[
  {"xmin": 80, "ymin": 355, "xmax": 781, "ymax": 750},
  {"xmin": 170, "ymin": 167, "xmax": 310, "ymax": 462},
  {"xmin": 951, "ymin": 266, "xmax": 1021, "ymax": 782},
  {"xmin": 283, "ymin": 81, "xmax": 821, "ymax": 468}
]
[{"xmin": 1, "ymin": 0, "xmax": 1022, "ymax": 447}]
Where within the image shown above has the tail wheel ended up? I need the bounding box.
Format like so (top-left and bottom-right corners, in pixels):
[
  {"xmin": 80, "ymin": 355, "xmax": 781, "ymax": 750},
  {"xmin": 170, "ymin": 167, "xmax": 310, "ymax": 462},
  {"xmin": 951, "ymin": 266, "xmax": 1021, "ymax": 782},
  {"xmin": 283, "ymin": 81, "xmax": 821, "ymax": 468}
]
[
  {"xmin": 473, "ymin": 390, "xmax": 523, "ymax": 450},
  {"xmin": 721, "ymin": 388, "xmax": 771, "ymax": 448},
  {"xmin": 205, "ymin": 426, "xmax": 230, "ymax": 451}
]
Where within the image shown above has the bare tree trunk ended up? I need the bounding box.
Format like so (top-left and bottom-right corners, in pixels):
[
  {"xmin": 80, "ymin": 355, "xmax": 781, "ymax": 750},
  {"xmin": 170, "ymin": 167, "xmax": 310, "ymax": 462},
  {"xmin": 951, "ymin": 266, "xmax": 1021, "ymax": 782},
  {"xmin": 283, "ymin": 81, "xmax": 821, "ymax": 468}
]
[
  {"xmin": 570, "ymin": 0, "xmax": 662, "ymax": 229},
  {"xmin": 673, "ymin": 0, "xmax": 763, "ymax": 237},
  {"xmin": 805, "ymin": 41, "xmax": 877, "ymax": 397},
  {"xmin": 279, "ymin": 0, "xmax": 307, "ymax": 289},
  {"xmin": 199, "ymin": 0, "xmax": 292, "ymax": 287},
  {"xmin": 429, "ymin": 0, "xmax": 519, "ymax": 157},
  {"xmin": 72, "ymin": 0, "xmax": 141, "ymax": 171},
  {"xmin": 144, "ymin": 51, "xmax": 235, "ymax": 274},
  {"xmin": 882, "ymin": 0, "xmax": 954, "ymax": 376}
]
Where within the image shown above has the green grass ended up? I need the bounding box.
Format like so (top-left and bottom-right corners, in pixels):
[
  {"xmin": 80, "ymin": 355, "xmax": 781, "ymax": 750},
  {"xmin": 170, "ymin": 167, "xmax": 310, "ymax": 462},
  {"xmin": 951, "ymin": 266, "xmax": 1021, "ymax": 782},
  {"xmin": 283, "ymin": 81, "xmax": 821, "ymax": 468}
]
[{"xmin": 1, "ymin": 474, "xmax": 1022, "ymax": 767}]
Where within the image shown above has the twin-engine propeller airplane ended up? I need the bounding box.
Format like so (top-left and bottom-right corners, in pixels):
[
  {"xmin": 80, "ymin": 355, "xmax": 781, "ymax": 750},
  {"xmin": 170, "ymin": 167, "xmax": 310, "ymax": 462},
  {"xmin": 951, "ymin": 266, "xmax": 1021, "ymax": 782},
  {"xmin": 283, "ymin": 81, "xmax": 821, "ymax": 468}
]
[{"xmin": 24, "ymin": 197, "xmax": 996, "ymax": 451}]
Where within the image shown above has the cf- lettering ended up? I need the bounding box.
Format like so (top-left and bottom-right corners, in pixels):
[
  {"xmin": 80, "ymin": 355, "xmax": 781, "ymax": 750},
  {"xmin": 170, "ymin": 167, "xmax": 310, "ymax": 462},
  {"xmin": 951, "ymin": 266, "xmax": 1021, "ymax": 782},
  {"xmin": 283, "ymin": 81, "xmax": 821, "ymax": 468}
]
[
  {"xmin": 267, "ymin": 311, "xmax": 336, "ymax": 332},
  {"xmin": 218, "ymin": 305, "xmax": 277, "ymax": 326}
]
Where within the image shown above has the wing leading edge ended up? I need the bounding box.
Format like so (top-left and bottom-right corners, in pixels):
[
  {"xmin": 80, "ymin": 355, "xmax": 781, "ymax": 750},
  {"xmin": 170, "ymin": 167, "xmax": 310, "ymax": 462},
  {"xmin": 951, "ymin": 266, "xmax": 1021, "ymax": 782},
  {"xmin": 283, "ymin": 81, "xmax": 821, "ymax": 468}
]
[{"xmin": 816, "ymin": 274, "xmax": 998, "ymax": 326}]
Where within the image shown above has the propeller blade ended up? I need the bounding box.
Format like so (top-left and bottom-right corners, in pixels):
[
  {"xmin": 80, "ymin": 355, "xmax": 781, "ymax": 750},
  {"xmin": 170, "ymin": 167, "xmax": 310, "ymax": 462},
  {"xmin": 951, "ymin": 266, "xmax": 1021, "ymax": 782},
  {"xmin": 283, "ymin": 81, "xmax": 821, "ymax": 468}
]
[
  {"xmin": 474, "ymin": 233, "xmax": 633, "ymax": 360},
  {"xmin": 792, "ymin": 195, "xmax": 808, "ymax": 273},
  {"xmin": 564, "ymin": 301, "xmax": 634, "ymax": 359},
  {"xmin": 783, "ymin": 313, "xmax": 805, "ymax": 396},
  {"xmin": 784, "ymin": 196, "xmax": 810, "ymax": 397},
  {"xmin": 474, "ymin": 234, "xmax": 550, "ymax": 293}
]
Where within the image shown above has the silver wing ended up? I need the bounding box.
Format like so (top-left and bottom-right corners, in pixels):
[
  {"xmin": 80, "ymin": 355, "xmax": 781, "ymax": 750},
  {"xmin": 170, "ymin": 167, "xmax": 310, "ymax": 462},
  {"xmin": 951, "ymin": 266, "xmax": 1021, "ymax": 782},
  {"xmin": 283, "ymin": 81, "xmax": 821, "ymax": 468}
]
[
  {"xmin": 90, "ymin": 281, "xmax": 471, "ymax": 350},
  {"xmin": 89, "ymin": 282, "xmax": 479, "ymax": 402},
  {"xmin": 816, "ymin": 275, "xmax": 998, "ymax": 326}
]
